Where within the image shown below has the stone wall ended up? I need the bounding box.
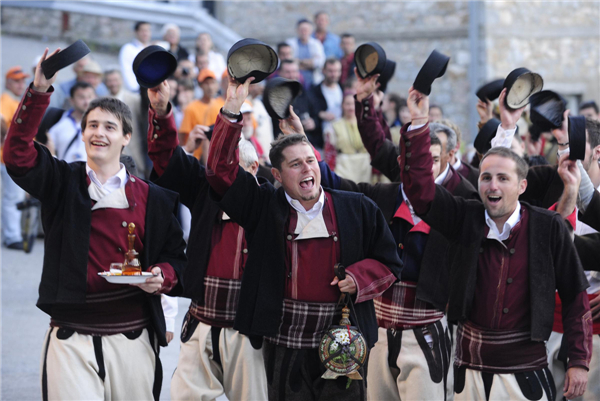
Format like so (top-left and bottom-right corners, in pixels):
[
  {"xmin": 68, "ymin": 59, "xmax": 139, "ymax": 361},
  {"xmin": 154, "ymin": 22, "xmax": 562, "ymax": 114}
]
[{"xmin": 484, "ymin": 1, "xmax": 600, "ymax": 105}]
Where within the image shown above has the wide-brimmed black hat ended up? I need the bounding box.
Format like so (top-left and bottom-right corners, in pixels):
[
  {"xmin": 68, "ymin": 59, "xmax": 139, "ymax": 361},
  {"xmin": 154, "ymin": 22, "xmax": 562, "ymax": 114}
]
[
  {"xmin": 263, "ymin": 78, "xmax": 303, "ymax": 120},
  {"xmin": 41, "ymin": 40, "xmax": 90, "ymax": 79},
  {"xmin": 476, "ymin": 79, "xmax": 504, "ymax": 102},
  {"xmin": 354, "ymin": 42, "xmax": 387, "ymax": 79},
  {"xmin": 413, "ymin": 50, "xmax": 450, "ymax": 96},
  {"xmin": 503, "ymin": 68, "xmax": 543, "ymax": 109},
  {"xmin": 569, "ymin": 115, "xmax": 587, "ymax": 161},
  {"xmin": 474, "ymin": 118, "xmax": 501, "ymax": 154},
  {"xmin": 133, "ymin": 45, "xmax": 177, "ymax": 88},
  {"xmin": 378, "ymin": 59, "xmax": 396, "ymax": 93},
  {"xmin": 529, "ymin": 90, "xmax": 567, "ymax": 132},
  {"xmin": 227, "ymin": 39, "xmax": 278, "ymax": 84}
]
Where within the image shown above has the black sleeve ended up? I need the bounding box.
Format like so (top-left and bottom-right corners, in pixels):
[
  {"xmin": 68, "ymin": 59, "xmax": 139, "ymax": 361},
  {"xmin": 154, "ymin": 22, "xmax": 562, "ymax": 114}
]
[
  {"xmin": 574, "ymin": 233, "xmax": 600, "ymax": 272},
  {"xmin": 580, "ymin": 190, "xmax": 600, "ymax": 232}
]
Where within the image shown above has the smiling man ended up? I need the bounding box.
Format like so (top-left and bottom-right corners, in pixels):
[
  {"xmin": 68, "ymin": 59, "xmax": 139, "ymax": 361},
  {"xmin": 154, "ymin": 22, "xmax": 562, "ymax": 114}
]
[
  {"xmin": 206, "ymin": 76, "xmax": 402, "ymax": 401},
  {"xmin": 399, "ymin": 87, "xmax": 592, "ymax": 401},
  {"xmin": 3, "ymin": 48, "xmax": 186, "ymax": 400}
]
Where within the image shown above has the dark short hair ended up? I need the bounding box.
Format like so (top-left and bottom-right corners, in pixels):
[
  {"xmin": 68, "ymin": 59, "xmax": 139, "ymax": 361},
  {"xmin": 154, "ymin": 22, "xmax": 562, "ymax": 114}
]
[
  {"xmin": 341, "ymin": 33, "xmax": 354, "ymax": 40},
  {"xmin": 586, "ymin": 118, "xmax": 600, "ymax": 149},
  {"xmin": 324, "ymin": 58, "xmax": 341, "ymax": 68},
  {"xmin": 297, "ymin": 18, "xmax": 312, "ymax": 27},
  {"xmin": 429, "ymin": 104, "xmax": 443, "ymax": 115},
  {"xmin": 387, "ymin": 93, "xmax": 405, "ymax": 117},
  {"xmin": 269, "ymin": 133, "xmax": 312, "ymax": 170},
  {"xmin": 70, "ymin": 81, "xmax": 95, "ymax": 98},
  {"xmin": 480, "ymin": 146, "xmax": 529, "ymax": 181},
  {"xmin": 314, "ymin": 11, "xmax": 328, "ymax": 19},
  {"xmin": 81, "ymin": 97, "xmax": 133, "ymax": 137},
  {"xmin": 277, "ymin": 42, "xmax": 291, "ymax": 52},
  {"xmin": 135, "ymin": 21, "xmax": 150, "ymax": 31},
  {"xmin": 280, "ymin": 59, "xmax": 298, "ymax": 68},
  {"xmin": 580, "ymin": 100, "xmax": 599, "ymax": 114}
]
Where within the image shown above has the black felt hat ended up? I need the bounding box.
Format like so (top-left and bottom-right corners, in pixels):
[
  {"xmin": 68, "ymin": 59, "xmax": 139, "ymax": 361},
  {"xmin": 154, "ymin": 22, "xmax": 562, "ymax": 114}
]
[
  {"xmin": 503, "ymin": 68, "xmax": 543, "ymax": 110},
  {"xmin": 413, "ymin": 50, "xmax": 450, "ymax": 96},
  {"xmin": 263, "ymin": 78, "xmax": 303, "ymax": 120},
  {"xmin": 133, "ymin": 45, "xmax": 177, "ymax": 88},
  {"xmin": 568, "ymin": 115, "xmax": 587, "ymax": 161},
  {"xmin": 377, "ymin": 59, "xmax": 396, "ymax": 93},
  {"xmin": 474, "ymin": 118, "xmax": 501, "ymax": 154},
  {"xmin": 41, "ymin": 40, "xmax": 90, "ymax": 79},
  {"xmin": 529, "ymin": 90, "xmax": 567, "ymax": 132},
  {"xmin": 354, "ymin": 42, "xmax": 387, "ymax": 79},
  {"xmin": 476, "ymin": 79, "xmax": 504, "ymax": 102},
  {"xmin": 227, "ymin": 39, "xmax": 278, "ymax": 84}
]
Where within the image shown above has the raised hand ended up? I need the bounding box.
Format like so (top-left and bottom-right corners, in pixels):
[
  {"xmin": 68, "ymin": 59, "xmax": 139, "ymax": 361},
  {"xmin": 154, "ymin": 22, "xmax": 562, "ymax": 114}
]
[
  {"xmin": 557, "ymin": 152, "xmax": 581, "ymax": 188},
  {"xmin": 551, "ymin": 109, "xmax": 570, "ymax": 148},
  {"xmin": 183, "ymin": 124, "xmax": 210, "ymax": 153},
  {"xmin": 224, "ymin": 76, "xmax": 254, "ymax": 114},
  {"xmin": 33, "ymin": 47, "xmax": 61, "ymax": 93},
  {"xmin": 279, "ymin": 106, "xmax": 305, "ymax": 136},
  {"xmin": 407, "ymin": 86, "xmax": 429, "ymax": 126},
  {"xmin": 355, "ymin": 67, "xmax": 380, "ymax": 102},
  {"xmin": 476, "ymin": 99, "xmax": 494, "ymax": 124},
  {"xmin": 148, "ymin": 80, "xmax": 171, "ymax": 116},
  {"xmin": 498, "ymin": 88, "xmax": 526, "ymax": 130}
]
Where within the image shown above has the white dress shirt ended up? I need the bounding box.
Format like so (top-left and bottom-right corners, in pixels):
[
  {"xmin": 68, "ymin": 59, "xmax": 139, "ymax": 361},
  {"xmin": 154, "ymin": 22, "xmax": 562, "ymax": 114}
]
[{"xmin": 484, "ymin": 202, "xmax": 522, "ymax": 242}]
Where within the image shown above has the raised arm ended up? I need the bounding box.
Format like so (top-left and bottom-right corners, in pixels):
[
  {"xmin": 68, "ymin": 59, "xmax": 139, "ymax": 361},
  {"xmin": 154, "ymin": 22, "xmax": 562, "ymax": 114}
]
[{"xmin": 147, "ymin": 80, "xmax": 211, "ymax": 208}]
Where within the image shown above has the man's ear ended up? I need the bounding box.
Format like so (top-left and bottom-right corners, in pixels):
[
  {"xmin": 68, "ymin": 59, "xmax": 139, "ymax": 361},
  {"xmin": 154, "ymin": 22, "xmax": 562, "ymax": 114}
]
[
  {"xmin": 122, "ymin": 132, "xmax": 132, "ymax": 147},
  {"xmin": 448, "ymin": 148, "xmax": 457, "ymax": 161},
  {"xmin": 594, "ymin": 145, "xmax": 600, "ymax": 160},
  {"xmin": 251, "ymin": 160, "xmax": 259, "ymax": 176},
  {"xmin": 271, "ymin": 167, "xmax": 282, "ymax": 184},
  {"xmin": 518, "ymin": 178, "xmax": 528, "ymax": 196}
]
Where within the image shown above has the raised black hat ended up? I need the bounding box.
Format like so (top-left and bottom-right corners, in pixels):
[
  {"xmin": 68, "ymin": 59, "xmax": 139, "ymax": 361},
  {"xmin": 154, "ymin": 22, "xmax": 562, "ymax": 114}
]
[
  {"xmin": 378, "ymin": 59, "xmax": 396, "ymax": 93},
  {"xmin": 133, "ymin": 45, "xmax": 177, "ymax": 88},
  {"xmin": 476, "ymin": 79, "xmax": 504, "ymax": 102},
  {"xmin": 568, "ymin": 115, "xmax": 587, "ymax": 161},
  {"xmin": 354, "ymin": 42, "xmax": 387, "ymax": 79},
  {"xmin": 263, "ymin": 78, "xmax": 303, "ymax": 120},
  {"xmin": 529, "ymin": 90, "xmax": 567, "ymax": 132},
  {"xmin": 41, "ymin": 40, "xmax": 91, "ymax": 79},
  {"xmin": 503, "ymin": 67, "xmax": 543, "ymax": 110},
  {"xmin": 227, "ymin": 39, "xmax": 278, "ymax": 84},
  {"xmin": 474, "ymin": 118, "xmax": 501, "ymax": 155},
  {"xmin": 413, "ymin": 50, "xmax": 450, "ymax": 96}
]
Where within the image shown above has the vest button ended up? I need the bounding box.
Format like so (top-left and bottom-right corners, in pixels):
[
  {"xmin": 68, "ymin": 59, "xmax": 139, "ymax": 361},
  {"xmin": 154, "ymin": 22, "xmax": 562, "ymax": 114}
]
[
  {"xmin": 130, "ymin": 177, "xmax": 136, "ymax": 183},
  {"xmin": 404, "ymin": 165, "xmax": 410, "ymax": 171},
  {"xmin": 22, "ymin": 105, "xmax": 26, "ymax": 110},
  {"xmin": 122, "ymin": 221, "xmax": 127, "ymax": 227},
  {"xmin": 503, "ymin": 308, "xmax": 509, "ymax": 314},
  {"xmin": 364, "ymin": 106, "xmax": 369, "ymax": 111},
  {"xmin": 243, "ymin": 249, "xmax": 248, "ymax": 254},
  {"xmin": 117, "ymin": 247, "xmax": 122, "ymax": 252},
  {"xmin": 153, "ymin": 134, "xmax": 158, "ymax": 139},
  {"xmin": 507, "ymin": 278, "xmax": 513, "ymax": 284},
  {"xmin": 27, "ymin": 92, "xmax": 32, "ymax": 97},
  {"xmin": 155, "ymin": 126, "xmax": 160, "ymax": 131},
  {"xmin": 287, "ymin": 235, "xmax": 293, "ymax": 240},
  {"xmin": 405, "ymin": 141, "xmax": 412, "ymax": 147},
  {"xmin": 398, "ymin": 243, "xmax": 403, "ymax": 249},
  {"xmin": 16, "ymin": 118, "xmax": 22, "ymax": 124},
  {"xmin": 333, "ymin": 236, "xmax": 338, "ymax": 242},
  {"xmin": 405, "ymin": 152, "xmax": 411, "ymax": 158},
  {"xmin": 509, "ymin": 248, "xmax": 516, "ymax": 255}
]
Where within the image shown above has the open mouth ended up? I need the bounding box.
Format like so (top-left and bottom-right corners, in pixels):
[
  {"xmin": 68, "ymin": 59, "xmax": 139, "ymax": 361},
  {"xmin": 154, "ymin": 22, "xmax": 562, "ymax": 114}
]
[
  {"xmin": 487, "ymin": 195, "xmax": 502, "ymax": 205},
  {"xmin": 91, "ymin": 141, "xmax": 108, "ymax": 148},
  {"xmin": 299, "ymin": 177, "xmax": 314, "ymax": 190}
]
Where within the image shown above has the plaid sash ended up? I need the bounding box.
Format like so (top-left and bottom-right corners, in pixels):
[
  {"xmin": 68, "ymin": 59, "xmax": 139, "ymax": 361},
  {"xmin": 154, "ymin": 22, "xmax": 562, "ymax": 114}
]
[
  {"xmin": 189, "ymin": 276, "xmax": 242, "ymax": 328},
  {"xmin": 455, "ymin": 321, "xmax": 547, "ymax": 373},
  {"xmin": 374, "ymin": 280, "xmax": 444, "ymax": 330},
  {"xmin": 266, "ymin": 299, "xmax": 341, "ymax": 349}
]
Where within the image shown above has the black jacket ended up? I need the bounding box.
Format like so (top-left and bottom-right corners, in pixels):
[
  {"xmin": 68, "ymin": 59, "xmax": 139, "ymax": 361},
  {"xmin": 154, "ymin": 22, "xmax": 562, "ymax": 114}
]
[
  {"xmin": 211, "ymin": 167, "xmax": 403, "ymax": 348},
  {"xmin": 9, "ymin": 144, "xmax": 186, "ymax": 346},
  {"xmin": 422, "ymin": 185, "xmax": 588, "ymax": 342}
]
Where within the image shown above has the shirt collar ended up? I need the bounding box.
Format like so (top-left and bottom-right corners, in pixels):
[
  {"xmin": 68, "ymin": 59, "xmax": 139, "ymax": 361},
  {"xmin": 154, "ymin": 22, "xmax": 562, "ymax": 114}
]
[
  {"xmin": 485, "ymin": 202, "xmax": 522, "ymax": 241},
  {"xmin": 285, "ymin": 186, "xmax": 325, "ymax": 215},
  {"xmin": 434, "ymin": 163, "xmax": 450, "ymax": 185},
  {"xmin": 452, "ymin": 158, "xmax": 462, "ymax": 170},
  {"xmin": 86, "ymin": 163, "xmax": 128, "ymax": 192}
]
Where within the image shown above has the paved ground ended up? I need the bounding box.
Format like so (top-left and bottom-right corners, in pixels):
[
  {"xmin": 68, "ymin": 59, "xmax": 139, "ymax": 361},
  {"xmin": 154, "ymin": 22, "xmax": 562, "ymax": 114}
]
[{"xmin": 1, "ymin": 238, "xmax": 194, "ymax": 400}]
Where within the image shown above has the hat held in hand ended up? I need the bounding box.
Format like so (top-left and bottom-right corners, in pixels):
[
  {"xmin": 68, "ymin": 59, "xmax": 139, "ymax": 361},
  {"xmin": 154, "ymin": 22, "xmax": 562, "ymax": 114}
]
[
  {"xmin": 529, "ymin": 90, "xmax": 567, "ymax": 132},
  {"xmin": 227, "ymin": 39, "xmax": 278, "ymax": 84},
  {"xmin": 474, "ymin": 118, "xmax": 501, "ymax": 155},
  {"xmin": 568, "ymin": 115, "xmax": 586, "ymax": 161},
  {"xmin": 133, "ymin": 45, "xmax": 177, "ymax": 88},
  {"xmin": 263, "ymin": 78, "xmax": 303, "ymax": 120},
  {"xmin": 41, "ymin": 39, "xmax": 91, "ymax": 79},
  {"xmin": 354, "ymin": 42, "xmax": 387, "ymax": 79},
  {"xmin": 503, "ymin": 68, "xmax": 543, "ymax": 110},
  {"xmin": 378, "ymin": 59, "xmax": 396, "ymax": 93},
  {"xmin": 413, "ymin": 50, "xmax": 450, "ymax": 96},
  {"xmin": 476, "ymin": 79, "xmax": 504, "ymax": 102}
]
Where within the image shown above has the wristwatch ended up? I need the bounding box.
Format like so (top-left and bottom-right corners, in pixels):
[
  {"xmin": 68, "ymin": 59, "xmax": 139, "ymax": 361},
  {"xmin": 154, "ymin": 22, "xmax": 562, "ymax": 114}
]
[{"xmin": 221, "ymin": 107, "xmax": 242, "ymax": 121}]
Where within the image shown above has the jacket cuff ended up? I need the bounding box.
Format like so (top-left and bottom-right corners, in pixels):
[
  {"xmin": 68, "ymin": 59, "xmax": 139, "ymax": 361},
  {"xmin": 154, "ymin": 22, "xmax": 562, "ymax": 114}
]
[
  {"xmin": 567, "ymin": 360, "xmax": 590, "ymax": 371},
  {"xmin": 151, "ymin": 263, "xmax": 178, "ymax": 294},
  {"xmin": 401, "ymin": 122, "xmax": 429, "ymax": 139}
]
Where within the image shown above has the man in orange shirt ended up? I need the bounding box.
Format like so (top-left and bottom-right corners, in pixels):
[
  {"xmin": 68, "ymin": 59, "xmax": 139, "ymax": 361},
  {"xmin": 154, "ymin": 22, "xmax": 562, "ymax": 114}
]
[
  {"xmin": 2, "ymin": 66, "xmax": 30, "ymax": 250},
  {"xmin": 179, "ymin": 69, "xmax": 219, "ymax": 160}
]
